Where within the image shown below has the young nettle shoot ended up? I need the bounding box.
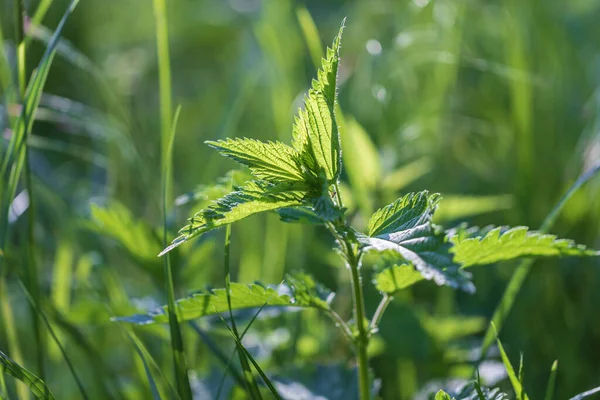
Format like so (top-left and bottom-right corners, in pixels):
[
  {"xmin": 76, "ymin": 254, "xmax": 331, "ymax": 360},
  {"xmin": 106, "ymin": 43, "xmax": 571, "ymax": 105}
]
[{"xmin": 120, "ymin": 20, "xmax": 598, "ymax": 400}]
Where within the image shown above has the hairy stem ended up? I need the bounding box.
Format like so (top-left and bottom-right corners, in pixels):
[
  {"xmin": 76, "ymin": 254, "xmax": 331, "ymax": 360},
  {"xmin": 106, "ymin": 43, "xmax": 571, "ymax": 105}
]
[
  {"xmin": 346, "ymin": 248, "xmax": 371, "ymax": 400},
  {"xmin": 369, "ymin": 294, "xmax": 392, "ymax": 335}
]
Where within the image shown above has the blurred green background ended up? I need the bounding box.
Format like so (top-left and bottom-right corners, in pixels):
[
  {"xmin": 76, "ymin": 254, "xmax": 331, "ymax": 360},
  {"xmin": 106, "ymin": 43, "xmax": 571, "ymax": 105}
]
[{"xmin": 1, "ymin": 0, "xmax": 600, "ymax": 399}]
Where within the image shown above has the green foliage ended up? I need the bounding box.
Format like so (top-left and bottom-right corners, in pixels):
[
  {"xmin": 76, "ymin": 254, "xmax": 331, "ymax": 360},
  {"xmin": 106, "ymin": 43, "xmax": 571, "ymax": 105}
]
[
  {"xmin": 450, "ymin": 226, "xmax": 598, "ymax": 268},
  {"xmin": 0, "ymin": 350, "xmax": 55, "ymax": 399},
  {"xmin": 435, "ymin": 390, "xmax": 453, "ymax": 400},
  {"xmin": 162, "ymin": 21, "xmax": 346, "ymax": 256},
  {"xmin": 363, "ymin": 191, "xmax": 474, "ymax": 292},
  {"xmin": 117, "ymin": 273, "xmax": 333, "ymax": 324},
  {"xmin": 162, "ymin": 181, "xmax": 308, "ymax": 255},
  {"xmin": 89, "ymin": 202, "xmax": 161, "ymax": 262},
  {"xmin": 374, "ymin": 263, "xmax": 424, "ymax": 293},
  {"xmin": 292, "ymin": 21, "xmax": 344, "ymax": 182},
  {"xmin": 206, "ymin": 138, "xmax": 306, "ymax": 183}
]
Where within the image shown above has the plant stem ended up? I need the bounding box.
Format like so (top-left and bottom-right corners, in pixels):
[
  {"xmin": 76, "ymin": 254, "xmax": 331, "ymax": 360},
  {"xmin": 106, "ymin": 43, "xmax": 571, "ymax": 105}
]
[
  {"xmin": 369, "ymin": 294, "xmax": 392, "ymax": 334},
  {"xmin": 346, "ymin": 247, "xmax": 370, "ymax": 400},
  {"xmin": 327, "ymin": 310, "xmax": 354, "ymax": 343}
]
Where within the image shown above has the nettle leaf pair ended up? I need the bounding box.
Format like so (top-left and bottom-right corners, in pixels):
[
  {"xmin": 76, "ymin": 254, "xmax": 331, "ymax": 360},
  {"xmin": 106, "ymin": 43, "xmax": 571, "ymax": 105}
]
[{"xmin": 157, "ymin": 20, "xmax": 595, "ymax": 296}]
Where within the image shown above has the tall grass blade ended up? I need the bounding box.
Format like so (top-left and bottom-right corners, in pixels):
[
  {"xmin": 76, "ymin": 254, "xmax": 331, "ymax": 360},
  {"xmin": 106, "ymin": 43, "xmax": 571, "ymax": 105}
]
[
  {"xmin": 214, "ymin": 311, "xmax": 282, "ymax": 400},
  {"xmin": 0, "ymin": 350, "xmax": 54, "ymax": 400},
  {"xmin": 296, "ymin": 5, "xmax": 324, "ymax": 69},
  {"xmin": 161, "ymin": 106, "xmax": 192, "ymax": 399},
  {"xmin": 223, "ymin": 219, "xmax": 262, "ymax": 399},
  {"xmin": 127, "ymin": 332, "xmax": 164, "ymax": 400},
  {"xmin": 544, "ymin": 360, "xmax": 558, "ymax": 400},
  {"xmin": 212, "ymin": 281, "xmax": 285, "ymax": 399},
  {"xmin": 477, "ymin": 163, "xmax": 600, "ymax": 363},
  {"xmin": 17, "ymin": 281, "xmax": 89, "ymax": 399},
  {"xmin": 153, "ymin": 0, "xmax": 173, "ymax": 203},
  {"xmin": 493, "ymin": 324, "xmax": 529, "ymax": 400}
]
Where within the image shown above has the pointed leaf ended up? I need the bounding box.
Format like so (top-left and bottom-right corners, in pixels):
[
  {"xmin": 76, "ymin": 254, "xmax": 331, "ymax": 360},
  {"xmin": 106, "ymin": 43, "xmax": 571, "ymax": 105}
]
[
  {"xmin": 292, "ymin": 21, "xmax": 345, "ymax": 182},
  {"xmin": 161, "ymin": 181, "xmax": 307, "ymax": 255},
  {"xmin": 450, "ymin": 226, "xmax": 598, "ymax": 268},
  {"xmin": 115, "ymin": 276, "xmax": 334, "ymax": 325},
  {"xmin": 0, "ymin": 350, "xmax": 55, "ymax": 399},
  {"xmin": 206, "ymin": 138, "xmax": 306, "ymax": 183},
  {"xmin": 364, "ymin": 192, "xmax": 474, "ymax": 292},
  {"xmin": 367, "ymin": 191, "xmax": 441, "ymax": 237},
  {"xmin": 435, "ymin": 391, "xmax": 454, "ymax": 400}
]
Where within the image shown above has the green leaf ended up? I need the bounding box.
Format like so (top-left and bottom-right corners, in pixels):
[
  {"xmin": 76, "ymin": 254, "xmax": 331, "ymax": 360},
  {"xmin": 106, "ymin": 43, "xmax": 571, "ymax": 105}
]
[
  {"xmin": 450, "ymin": 226, "xmax": 598, "ymax": 268},
  {"xmin": 374, "ymin": 263, "xmax": 424, "ymax": 294},
  {"xmin": 292, "ymin": 20, "xmax": 345, "ymax": 182},
  {"xmin": 367, "ymin": 191, "xmax": 441, "ymax": 237},
  {"xmin": 89, "ymin": 202, "xmax": 161, "ymax": 262},
  {"xmin": 206, "ymin": 138, "xmax": 306, "ymax": 183},
  {"xmin": 364, "ymin": 191, "xmax": 474, "ymax": 293},
  {"xmin": 435, "ymin": 390, "xmax": 454, "ymax": 400},
  {"xmin": 0, "ymin": 350, "xmax": 55, "ymax": 399},
  {"xmin": 161, "ymin": 181, "xmax": 307, "ymax": 255},
  {"xmin": 115, "ymin": 274, "xmax": 333, "ymax": 325}
]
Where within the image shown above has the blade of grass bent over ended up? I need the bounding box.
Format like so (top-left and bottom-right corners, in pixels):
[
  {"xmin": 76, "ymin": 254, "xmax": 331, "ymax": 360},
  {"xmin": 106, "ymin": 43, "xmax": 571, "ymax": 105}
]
[
  {"xmin": 161, "ymin": 106, "xmax": 193, "ymax": 399},
  {"xmin": 477, "ymin": 163, "xmax": 600, "ymax": 364}
]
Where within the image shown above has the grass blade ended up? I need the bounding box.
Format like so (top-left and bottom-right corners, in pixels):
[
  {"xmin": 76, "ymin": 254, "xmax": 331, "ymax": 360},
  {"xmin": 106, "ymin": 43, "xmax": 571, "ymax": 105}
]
[
  {"xmin": 214, "ymin": 311, "xmax": 282, "ymax": 400},
  {"xmin": 17, "ymin": 281, "xmax": 89, "ymax": 400},
  {"xmin": 296, "ymin": 5, "xmax": 324, "ymax": 69},
  {"xmin": 544, "ymin": 360, "xmax": 558, "ymax": 400},
  {"xmin": 127, "ymin": 332, "xmax": 164, "ymax": 400},
  {"xmin": 223, "ymin": 219, "xmax": 262, "ymax": 399},
  {"xmin": 477, "ymin": 163, "xmax": 600, "ymax": 362},
  {"xmin": 211, "ymin": 281, "xmax": 286, "ymax": 399},
  {"xmin": 161, "ymin": 106, "xmax": 192, "ymax": 399},
  {"xmin": 0, "ymin": 350, "xmax": 54, "ymax": 400},
  {"xmin": 493, "ymin": 324, "xmax": 529, "ymax": 400},
  {"xmin": 153, "ymin": 0, "xmax": 173, "ymax": 203}
]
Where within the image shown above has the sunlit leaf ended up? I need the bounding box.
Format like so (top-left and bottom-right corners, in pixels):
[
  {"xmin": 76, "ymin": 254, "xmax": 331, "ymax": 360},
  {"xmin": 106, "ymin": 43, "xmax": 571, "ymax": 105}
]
[
  {"xmin": 206, "ymin": 138, "xmax": 306, "ymax": 183},
  {"xmin": 450, "ymin": 226, "xmax": 598, "ymax": 268},
  {"xmin": 115, "ymin": 273, "xmax": 334, "ymax": 324},
  {"xmin": 161, "ymin": 181, "xmax": 307, "ymax": 255},
  {"xmin": 374, "ymin": 263, "xmax": 424, "ymax": 293},
  {"xmin": 435, "ymin": 390, "xmax": 454, "ymax": 400},
  {"xmin": 364, "ymin": 191, "xmax": 474, "ymax": 292},
  {"xmin": 292, "ymin": 20, "xmax": 345, "ymax": 182}
]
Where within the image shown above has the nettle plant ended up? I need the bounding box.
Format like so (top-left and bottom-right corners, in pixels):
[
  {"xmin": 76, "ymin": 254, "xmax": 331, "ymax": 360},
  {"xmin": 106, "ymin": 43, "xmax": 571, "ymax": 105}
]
[{"xmin": 122, "ymin": 22, "xmax": 597, "ymax": 399}]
